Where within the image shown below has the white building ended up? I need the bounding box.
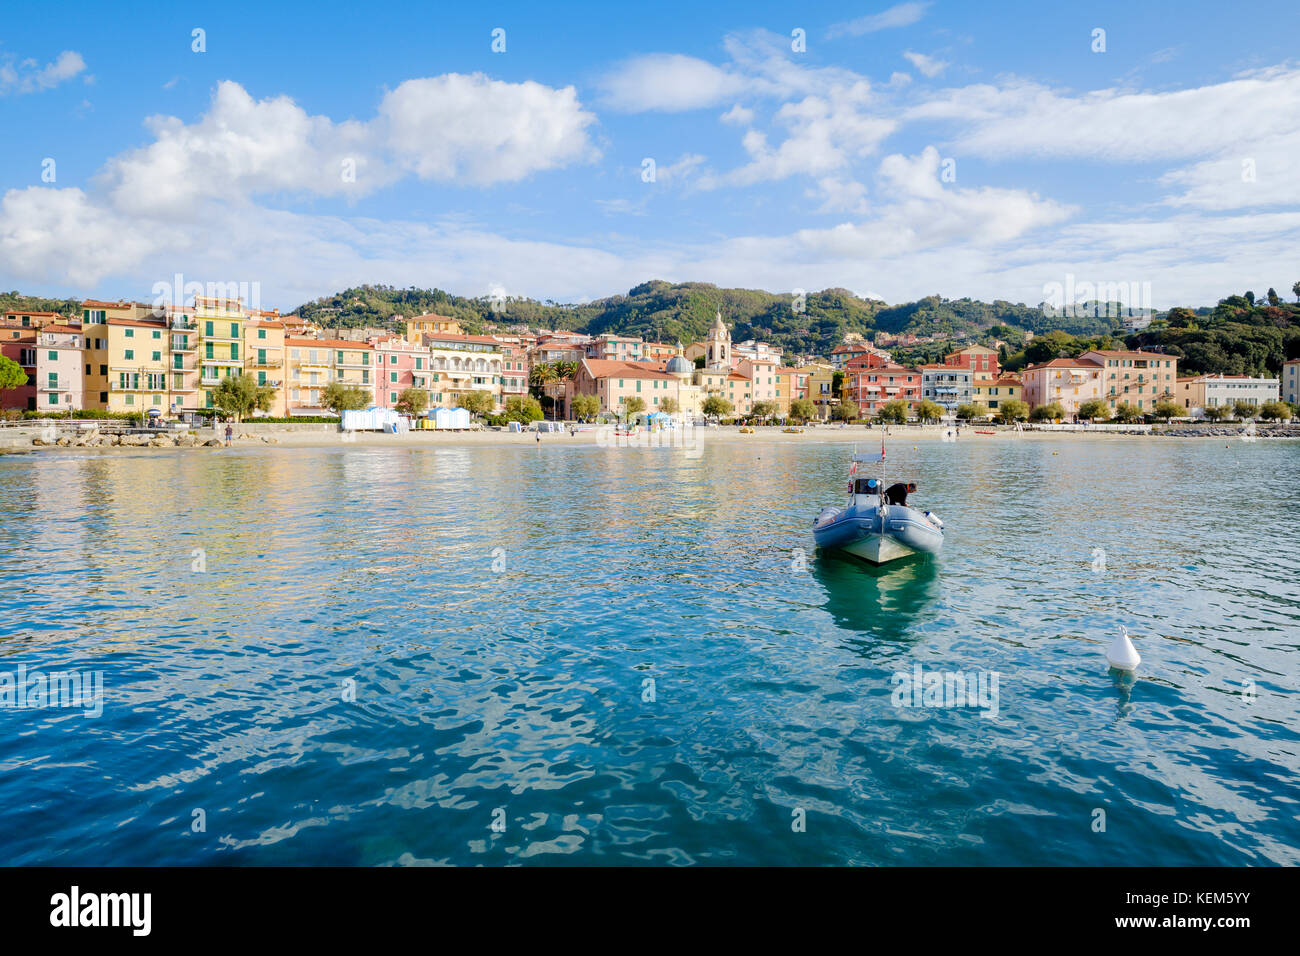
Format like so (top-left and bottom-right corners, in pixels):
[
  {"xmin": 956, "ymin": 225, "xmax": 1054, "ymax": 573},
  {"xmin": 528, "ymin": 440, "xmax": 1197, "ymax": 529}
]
[
  {"xmin": 1283, "ymin": 359, "xmax": 1299, "ymax": 405},
  {"xmin": 1177, "ymin": 373, "xmax": 1280, "ymax": 413},
  {"xmin": 919, "ymin": 365, "xmax": 974, "ymax": 414}
]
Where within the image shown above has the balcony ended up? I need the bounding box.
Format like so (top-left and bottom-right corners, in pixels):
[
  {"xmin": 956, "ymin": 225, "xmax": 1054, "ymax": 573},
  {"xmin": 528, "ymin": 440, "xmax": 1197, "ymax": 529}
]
[
  {"xmin": 250, "ymin": 357, "xmax": 283, "ymax": 368},
  {"xmin": 39, "ymin": 377, "xmax": 76, "ymax": 390},
  {"xmin": 336, "ymin": 359, "xmax": 371, "ymax": 369},
  {"xmin": 170, "ymin": 319, "xmax": 197, "ymax": 332},
  {"xmin": 202, "ymin": 357, "xmax": 244, "ymax": 367}
]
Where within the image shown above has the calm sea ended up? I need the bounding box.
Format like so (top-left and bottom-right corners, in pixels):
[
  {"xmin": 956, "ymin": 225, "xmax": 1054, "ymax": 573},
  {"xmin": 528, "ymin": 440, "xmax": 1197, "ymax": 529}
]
[{"xmin": 1, "ymin": 435, "xmax": 1297, "ymax": 865}]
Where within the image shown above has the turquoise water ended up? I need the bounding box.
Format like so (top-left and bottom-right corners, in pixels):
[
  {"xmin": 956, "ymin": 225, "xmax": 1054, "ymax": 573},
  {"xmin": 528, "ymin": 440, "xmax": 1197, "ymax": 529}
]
[{"xmin": 1, "ymin": 436, "xmax": 1298, "ymax": 865}]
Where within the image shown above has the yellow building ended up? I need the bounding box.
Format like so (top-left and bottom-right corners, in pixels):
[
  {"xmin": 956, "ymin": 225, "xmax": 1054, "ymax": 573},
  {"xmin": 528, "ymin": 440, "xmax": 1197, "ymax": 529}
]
[
  {"xmin": 79, "ymin": 300, "xmax": 158, "ymax": 409},
  {"xmin": 1079, "ymin": 349, "xmax": 1178, "ymax": 414},
  {"xmin": 195, "ymin": 297, "xmax": 247, "ymax": 414},
  {"xmin": 774, "ymin": 366, "xmax": 798, "ymax": 417},
  {"xmin": 797, "ymin": 363, "xmax": 837, "ymax": 418},
  {"xmin": 406, "ymin": 313, "xmax": 462, "ymax": 343},
  {"xmin": 244, "ymin": 316, "xmax": 287, "ymax": 415},
  {"xmin": 972, "ymin": 374, "xmax": 1022, "ymax": 414},
  {"xmin": 106, "ymin": 314, "xmax": 171, "ymax": 415},
  {"xmin": 164, "ymin": 305, "xmax": 200, "ymax": 416}
]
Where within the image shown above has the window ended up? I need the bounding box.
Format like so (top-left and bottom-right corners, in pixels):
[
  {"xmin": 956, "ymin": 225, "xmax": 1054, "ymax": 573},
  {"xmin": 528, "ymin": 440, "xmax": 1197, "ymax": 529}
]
[
  {"xmin": 152, "ymin": 351, "xmax": 161, "ymax": 362},
  {"xmin": 390, "ymin": 392, "xmax": 397, "ymax": 403},
  {"xmin": 390, "ymin": 355, "xmax": 397, "ymax": 364},
  {"xmin": 258, "ymin": 329, "xmax": 266, "ymax": 339},
  {"xmin": 230, "ymin": 323, "xmax": 238, "ymax": 339},
  {"xmin": 100, "ymin": 365, "xmax": 107, "ymax": 376},
  {"xmin": 48, "ymin": 350, "xmax": 57, "ymax": 361},
  {"xmin": 124, "ymin": 328, "xmax": 134, "ymax": 338},
  {"xmin": 205, "ymin": 343, "xmax": 214, "ymax": 359},
  {"xmin": 49, "ymin": 393, "xmax": 58, "ymax": 405},
  {"xmin": 205, "ymin": 321, "xmax": 214, "ymax": 336},
  {"xmin": 390, "ymin": 371, "xmax": 398, "ymax": 383},
  {"xmin": 152, "ymin": 330, "xmax": 161, "ymax": 339},
  {"xmin": 231, "ymin": 344, "xmax": 239, "ymax": 361},
  {"xmin": 125, "ymin": 349, "xmax": 134, "ymax": 360},
  {"xmin": 125, "ymin": 394, "xmax": 134, "ymax": 406}
]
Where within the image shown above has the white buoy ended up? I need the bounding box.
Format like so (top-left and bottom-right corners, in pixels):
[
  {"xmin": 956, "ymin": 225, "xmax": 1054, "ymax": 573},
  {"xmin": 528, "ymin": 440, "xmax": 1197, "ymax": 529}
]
[{"xmin": 1106, "ymin": 625, "xmax": 1141, "ymax": 671}]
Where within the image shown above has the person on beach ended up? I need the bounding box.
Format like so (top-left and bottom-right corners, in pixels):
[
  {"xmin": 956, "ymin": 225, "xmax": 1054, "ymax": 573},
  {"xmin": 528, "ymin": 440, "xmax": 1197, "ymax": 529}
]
[
  {"xmin": 885, "ymin": 481, "xmax": 916, "ymax": 506},
  {"xmin": 224, "ymin": 423, "xmax": 233, "ymax": 447}
]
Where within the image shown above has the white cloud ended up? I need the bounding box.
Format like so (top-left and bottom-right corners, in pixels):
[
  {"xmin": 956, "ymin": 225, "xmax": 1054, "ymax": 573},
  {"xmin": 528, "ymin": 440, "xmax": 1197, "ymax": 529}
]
[
  {"xmin": 828, "ymin": 2, "xmax": 931, "ymax": 38},
  {"xmin": 931, "ymin": 66, "xmax": 1300, "ymax": 163},
  {"xmin": 379, "ymin": 74, "xmax": 598, "ymax": 184},
  {"xmin": 0, "ymin": 50, "xmax": 87, "ymax": 95},
  {"xmin": 699, "ymin": 83, "xmax": 895, "ymax": 189},
  {"xmin": 598, "ymin": 54, "xmax": 746, "ymax": 112},
  {"xmin": 903, "ymin": 51, "xmax": 948, "ymax": 78},
  {"xmin": 720, "ymin": 104, "xmax": 754, "ymax": 126}
]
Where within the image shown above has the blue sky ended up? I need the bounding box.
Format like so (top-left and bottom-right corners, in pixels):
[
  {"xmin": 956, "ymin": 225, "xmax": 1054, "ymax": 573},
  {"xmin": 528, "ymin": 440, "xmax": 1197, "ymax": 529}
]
[{"xmin": 2, "ymin": 0, "xmax": 1298, "ymax": 312}]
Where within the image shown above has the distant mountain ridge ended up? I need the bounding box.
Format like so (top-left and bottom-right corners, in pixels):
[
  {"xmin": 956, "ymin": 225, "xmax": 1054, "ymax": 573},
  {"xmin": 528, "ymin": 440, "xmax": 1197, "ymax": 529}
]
[{"xmin": 288, "ymin": 280, "xmax": 1124, "ymax": 358}]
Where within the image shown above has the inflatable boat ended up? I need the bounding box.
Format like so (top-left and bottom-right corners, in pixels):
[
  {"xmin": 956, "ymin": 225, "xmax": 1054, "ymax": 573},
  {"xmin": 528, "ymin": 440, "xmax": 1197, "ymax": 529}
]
[{"xmin": 813, "ymin": 451, "xmax": 944, "ymax": 564}]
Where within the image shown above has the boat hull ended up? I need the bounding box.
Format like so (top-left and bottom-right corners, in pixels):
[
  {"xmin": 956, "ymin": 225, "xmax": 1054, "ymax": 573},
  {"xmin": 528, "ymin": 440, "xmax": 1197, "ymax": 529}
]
[{"xmin": 813, "ymin": 503, "xmax": 943, "ymax": 565}]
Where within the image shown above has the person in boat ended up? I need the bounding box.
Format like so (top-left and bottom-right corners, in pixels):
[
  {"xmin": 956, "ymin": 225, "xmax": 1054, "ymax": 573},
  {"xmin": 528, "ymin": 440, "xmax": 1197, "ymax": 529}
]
[{"xmin": 884, "ymin": 481, "xmax": 916, "ymax": 506}]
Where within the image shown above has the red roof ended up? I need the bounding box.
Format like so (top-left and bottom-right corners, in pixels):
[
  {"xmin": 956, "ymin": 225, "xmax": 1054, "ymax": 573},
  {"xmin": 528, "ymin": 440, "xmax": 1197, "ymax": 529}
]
[
  {"xmin": 582, "ymin": 359, "xmax": 678, "ymax": 381},
  {"xmin": 1023, "ymin": 357, "xmax": 1103, "ymax": 372}
]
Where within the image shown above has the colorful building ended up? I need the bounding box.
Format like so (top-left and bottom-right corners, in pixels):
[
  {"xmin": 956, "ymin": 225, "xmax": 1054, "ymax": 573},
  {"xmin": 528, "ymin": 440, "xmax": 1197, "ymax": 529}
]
[
  {"xmin": 1283, "ymin": 359, "xmax": 1300, "ymax": 405},
  {"xmin": 285, "ymin": 336, "xmax": 336, "ymax": 415},
  {"xmin": 405, "ymin": 313, "xmax": 462, "ymax": 342},
  {"xmin": 374, "ymin": 337, "xmax": 428, "ymax": 409},
  {"xmin": 35, "ymin": 324, "xmax": 86, "ymax": 413},
  {"xmin": 106, "ymin": 313, "xmax": 172, "ymax": 415},
  {"xmin": 972, "ymin": 374, "xmax": 1022, "ymax": 413},
  {"xmin": 570, "ymin": 357, "xmax": 699, "ymax": 419},
  {"xmin": 1175, "ymin": 374, "xmax": 1279, "ymax": 413},
  {"xmin": 798, "ymin": 363, "xmax": 838, "ymax": 418},
  {"xmin": 1020, "ymin": 357, "xmax": 1104, "ymax": 415},
  {"xmin": 422, "ymin": 332, "xmax": 502, "ymax": 410},
  {"xmin": 195, "ymin": 297, "xmax": 247, "ymax": 414},
  {"xmin": 0, "ymin": 322, "xmax": 37, "ymax": 411},
  {"xmin": 919, "ymin": 364, "xmax": 975, "ymax": 414},
  {"xmin": 1078, "ymin": 349, "xmax": 1178, "ymax": 415},
  {"xmin": 845, "ymin": 362, "xmax": 921, "ymax": 415},
  {"xmin": 944, "ymin": 345, "xmax": 999, "ymax": 378},
  {"xmin": 244, "ymin": 316, "xmax": 286, "ymax": 415}
]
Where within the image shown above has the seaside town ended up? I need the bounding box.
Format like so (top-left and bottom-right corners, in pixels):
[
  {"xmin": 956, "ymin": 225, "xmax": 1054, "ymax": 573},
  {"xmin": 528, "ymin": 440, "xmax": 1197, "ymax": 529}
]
[{"xmin": 1, "ymin": 295, "xmax": 1295, "ymax": 431}]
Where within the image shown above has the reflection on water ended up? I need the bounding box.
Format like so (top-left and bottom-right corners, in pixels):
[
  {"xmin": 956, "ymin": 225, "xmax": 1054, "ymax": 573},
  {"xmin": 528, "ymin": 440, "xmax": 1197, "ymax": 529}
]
[
  {"xmin": 812, "ymin": 551, "xmax": 940, "ymax": 647},
  {"xmin": 0, "ymin": 438, "xmax": 1298, "ymax": 866}
]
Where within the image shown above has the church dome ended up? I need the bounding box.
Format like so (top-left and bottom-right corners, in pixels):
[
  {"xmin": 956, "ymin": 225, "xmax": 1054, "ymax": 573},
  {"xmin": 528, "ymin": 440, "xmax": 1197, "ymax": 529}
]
[{"xmin": 666, "ymin": 355, "xmax": 693, "ymax": 374}]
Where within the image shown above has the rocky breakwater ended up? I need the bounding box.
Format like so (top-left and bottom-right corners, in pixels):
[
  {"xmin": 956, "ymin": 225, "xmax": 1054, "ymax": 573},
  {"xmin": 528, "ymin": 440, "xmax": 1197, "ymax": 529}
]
[
  {"xmin": 1156, "ymin": 423, "xmax": 1300, "ymax": 438},
  {"xmin": 29, "ymin": 430, "xmax": 281, "ymax": 449}
]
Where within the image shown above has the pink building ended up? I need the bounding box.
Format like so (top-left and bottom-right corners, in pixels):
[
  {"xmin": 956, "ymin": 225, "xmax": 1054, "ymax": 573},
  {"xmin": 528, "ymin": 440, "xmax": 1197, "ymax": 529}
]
[
  {"xmin": 35, "ymin": 324, "xmax": 86, "ymax": 412},
  {"xmin": 0, "ymin": 324, "xmax": 38, "ymax": 411},
  {"xmin": 495, "ymin": 339, "xmax": 531, "ymax": 399},
  {"xmin": 1021, "ymin": 357, "xmax": 1104, "ymax": 415},
  {"xmin": 372, "ymin": 336, "xmax": 432, "ymax": 410}
]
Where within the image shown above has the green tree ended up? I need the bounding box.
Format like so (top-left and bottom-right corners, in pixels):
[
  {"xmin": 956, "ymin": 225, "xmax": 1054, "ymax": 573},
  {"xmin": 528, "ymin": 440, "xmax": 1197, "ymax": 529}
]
[
  {"xmin": 455, "ymin": 390, "xmax": 494, "ymax": 418},
  {"xmin": 1078, "ymin": 399, "xmax": 1109, "ymax": 421},
  {"xmin": 0, "ymin": 354, "xmax": 27, "ymax": 393},
  {"xmin": 1231, "ymin": 399, "xmax": 1257, "ymax": 420},
  {"xmin": 503, "ymin": 395, "xmax": 543, "ymax": 423},
  {"xmin": 622, "ymin": 396, "xmax": 646, "ymax": 421},
  {"xmin": 658, "ymin": 396, "xmax": 680, "ymax": 415},
  {"xmin": 915, "ymin": 399, "xmax": 945, "ymax": 423},
  {"xmin": 1202, "ymin": 403, "xmax": 1231, "ymax": 421},
  {"xmin": 570, "ymin": 393, "xmax": 600, "ymax": 421},
  {"xmin": 397, "ymin": 387, "xmax": 429, "ymax": 416},
  {"xmin": 789, "ymin": 398, "xmax": 816, "ymax": 422},
  {"xmin": 701, "ymin": 395, "xmax": 733, "ymax": 419},
  {"xmin": 1293, "ymin": 280, "xmax": 1300, "ymax": 302},
  {"xmin": 875, "ymin": 399, "xmax": 909, "ymax": 424},
  {"xmin": 751, "ymin": 400, "xmax": 778, "ymax": 421},
  {"xmin": 995, "ymin": 398, "xmax": 1029, "ymax": 423},
  {"xmin": 1258, "ymin": 399, "xmax": 1292, "ymax": 421},
  {"xmin": 830, "ymin": 401, "xmax": 858, "ymax": 421},
  {"xmin": 1154, "ymin": 399, "xmax": 1182, "ymax": 422},
  {"xmin": 321, "ymin": 380, "xmax": 371, "ymax": 414},
  {"xmin": 1111, "ymin": 401, "xmax": 1141, "ymax": 422},
  {"xmin": 1030, "ymin": 401, "xmax": 1066, "ymax": 422},
  {"xmin": 955, "ymin": 402, "xmax": 988, "ymax": 420},
  {"xmin": 212, "ymin": 373, "xmax": 275, "ymax": 421}
]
